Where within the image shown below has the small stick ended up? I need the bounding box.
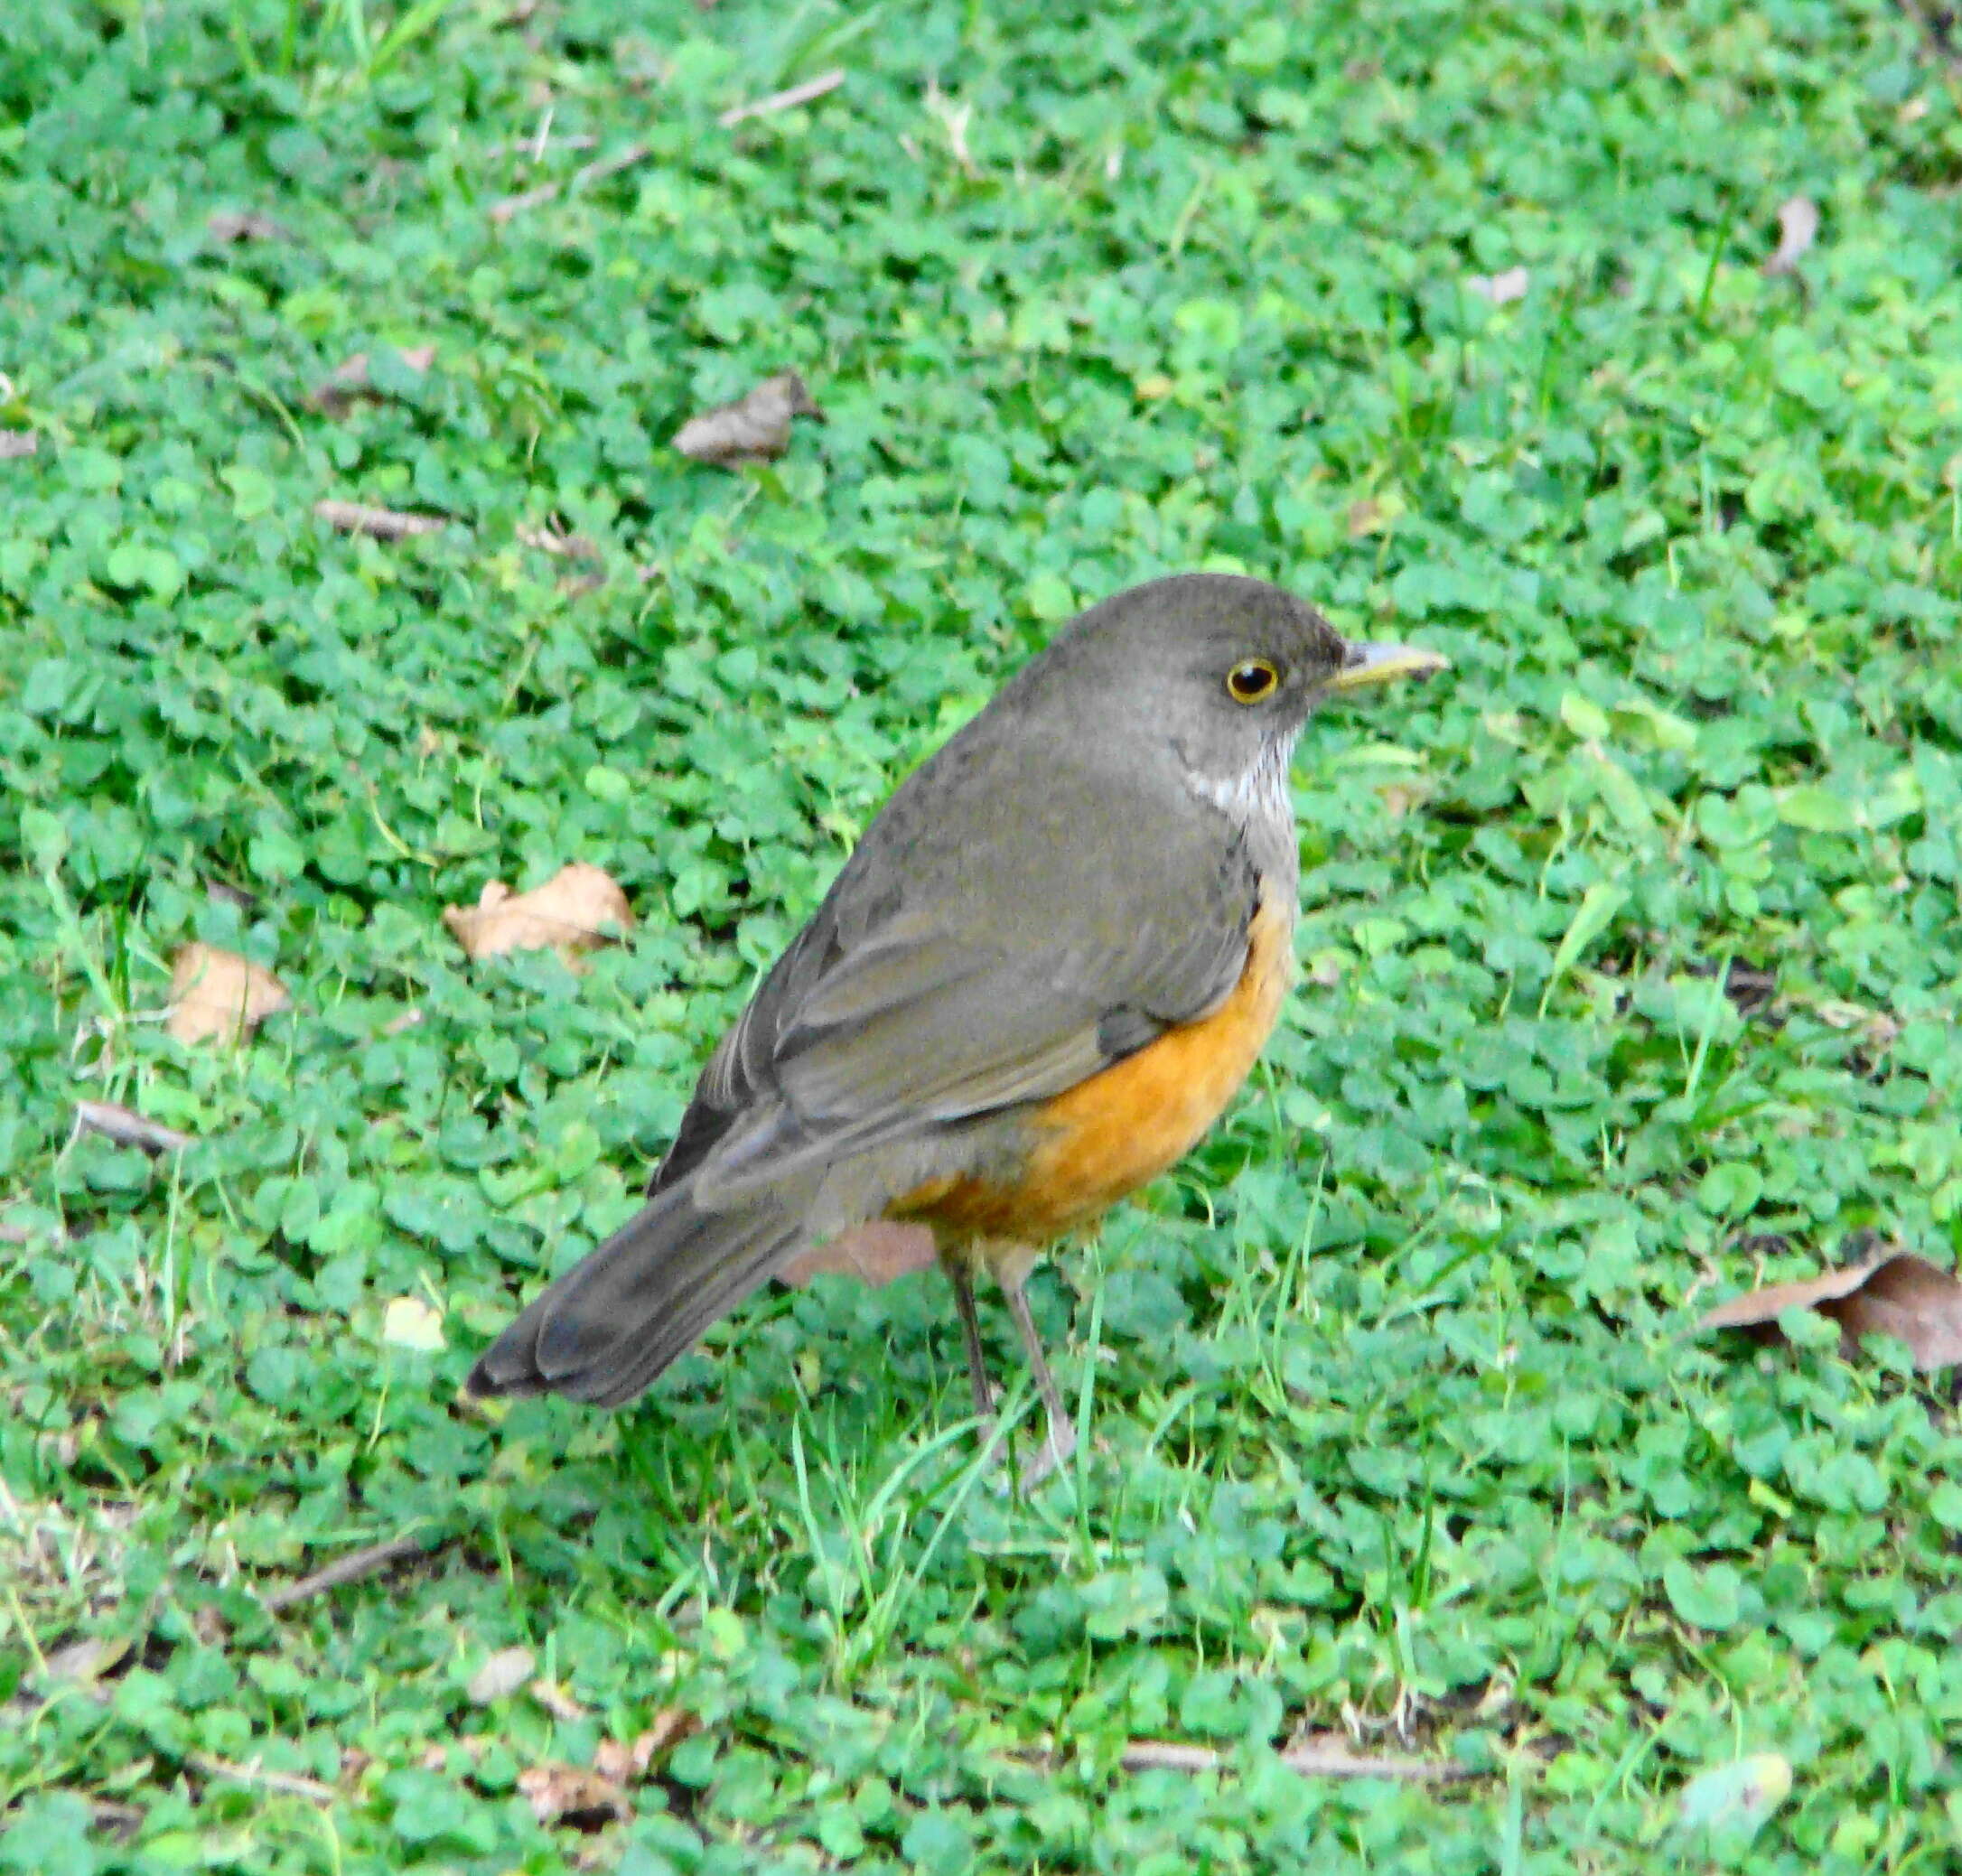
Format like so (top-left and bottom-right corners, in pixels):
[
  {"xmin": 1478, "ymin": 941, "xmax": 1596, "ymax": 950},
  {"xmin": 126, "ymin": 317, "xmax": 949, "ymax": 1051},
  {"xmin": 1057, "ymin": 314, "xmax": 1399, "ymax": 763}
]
[
  {"xmin": 187, "ymin": 1753, "xmax": 339, "ymax": 1804},
  {"xmin": 490, "ymin": 141, "xmax": 651, "ymax": 224},
  {"xmin": 1023, "ymin": 1739, "xmax": 1472, "ymax": 1782},
  {"xmin": 312, "ymin": 500, "xmax": 445, "ymax": 540},
  {"xmin": 262, "ymin": 1533, "xmax": 438, "ymax": 1612},
  {"xmin": 71, "ymin": 1100, "xmax": 195, "ymax": 1156},
  {"xmin": 717, "ymin": 69, "xmax": 845, "ymax": 128}
]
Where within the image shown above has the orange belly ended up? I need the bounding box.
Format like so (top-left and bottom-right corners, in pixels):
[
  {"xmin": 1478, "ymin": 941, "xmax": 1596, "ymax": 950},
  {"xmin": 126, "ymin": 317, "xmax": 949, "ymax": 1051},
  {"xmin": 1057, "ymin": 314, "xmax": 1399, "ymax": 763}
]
[{"xmin": 890, "ymin": 895, "xmax": 1294, "ymax": 1248}]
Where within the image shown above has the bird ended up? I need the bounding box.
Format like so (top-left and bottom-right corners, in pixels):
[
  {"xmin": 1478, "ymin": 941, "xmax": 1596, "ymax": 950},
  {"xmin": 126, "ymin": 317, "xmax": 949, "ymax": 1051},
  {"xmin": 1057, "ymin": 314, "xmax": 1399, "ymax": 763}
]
[{"xmin": 466, "ymin": 573, "xmax": 1446, "ymax": 1482}]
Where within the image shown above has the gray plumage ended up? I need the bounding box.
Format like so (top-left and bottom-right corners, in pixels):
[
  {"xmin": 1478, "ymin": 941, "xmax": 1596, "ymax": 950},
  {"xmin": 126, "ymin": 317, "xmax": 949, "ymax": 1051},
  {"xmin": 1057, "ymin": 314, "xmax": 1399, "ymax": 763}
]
[{"xmin": 467, "ymin": 573, "xmax": 1353, "ymax": 1407}]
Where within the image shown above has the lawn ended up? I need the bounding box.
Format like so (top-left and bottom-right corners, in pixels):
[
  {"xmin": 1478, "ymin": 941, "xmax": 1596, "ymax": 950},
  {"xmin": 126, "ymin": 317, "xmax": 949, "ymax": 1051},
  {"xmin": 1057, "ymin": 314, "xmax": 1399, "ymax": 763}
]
[{"xmin": 4, "ymin": 0, "xmax": 1962, "ymax": 1870}]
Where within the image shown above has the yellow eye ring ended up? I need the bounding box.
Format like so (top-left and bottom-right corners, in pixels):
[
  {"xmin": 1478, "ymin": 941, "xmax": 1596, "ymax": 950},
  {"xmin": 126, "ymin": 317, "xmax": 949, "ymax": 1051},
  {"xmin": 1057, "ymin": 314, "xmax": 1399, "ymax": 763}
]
[{"xmin": 1225, "ymin": 658, "xmax": 1281, "ymax": 705}]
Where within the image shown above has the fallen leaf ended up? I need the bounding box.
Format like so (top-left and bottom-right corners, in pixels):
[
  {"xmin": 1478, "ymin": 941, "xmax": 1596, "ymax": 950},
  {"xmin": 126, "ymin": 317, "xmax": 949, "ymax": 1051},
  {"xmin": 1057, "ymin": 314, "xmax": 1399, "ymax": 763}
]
[
  {"xmin": 42, "ymin": 1635, "xmax": 134, "ymax": 1687},
  {"xmin": 442, "ymin": 862, "xmax": 634, "ymax": 966},
  {"xmin": 467, "ymin": 1646, "xmax": 536, "ymax": 1705},
  {"xmin": 1676, "ymin": 1752, "xmax": 1791, "ymax": 1838},
  {"xmin": 84, "ymin": 1799, "xmax": 144, "ymax": 1842},
  {"xmin": 1762, "ymin": 196, "xmax": 1818, "ymax": 276},
  {"xmin": 1346, "ymin": 498, "xmax": 1383, "ymax": 538},
  {"xmin": 593, "ymin": 1710, "xmax": 698, "ymax": 1784},
  {"xmin": 167, "ymin": 944, "xmax": 291, "ymax": 1045},
  {"xmin": 1813, "ymin": 998, "xmax": 1899, "ymax": 1049},
  {"xmin": 420, "ymin": 1734, "xmax": 493, "ymax": 1772},
  {"xmin": 382, "ymin": 1296, "xmax": 446, "ymax": 1353},
  {"xmin": 0, "ymin": 430, "xmax": 37, "ymax": 460},
  {"xmin": 205, "ymin": 879, "xmax": 258, "ymax": 914},
  {"xmin": 517, "ymin": 523, "xmax": 602, "ymax": 562},
  {"xmin": 779, "ymin": 1221, "xmax": 939, "ymax": 1288},
  {"xmin": 673, "ymin": 369, "xmax": 823, "ymax": 467},
  {"xmin": 1465, "ymin": 265, "xmax": 1529, "ymax": 304},
  {"xmin": 313, "ymin": 499, "xmax": 445, "ymax": 540},
  {"xmin": 306, "ymin": 345, "xmax": 435, "ymax": 416},
  {"xmin": 207, "ymin": 209, "xmax": 292, "ymax": 244},
  {"xmin": 1373, "ymin": 781, "xmax": 1430, "ymax": 818},
  {"xmin": 517, "ymin": 1762, "xmax": 631, "ymax": 1829},
  {"xmin": 529, "ymin": 1678, "xmax": 587, "ymax": 1722},
  {"xmin": 70, "ymin": 1100, "xmax": 194, "ymax": 1155},
  {"xmin": 1700, "ymin": 1251, "xmax": 1962, "ymax": 1372}
]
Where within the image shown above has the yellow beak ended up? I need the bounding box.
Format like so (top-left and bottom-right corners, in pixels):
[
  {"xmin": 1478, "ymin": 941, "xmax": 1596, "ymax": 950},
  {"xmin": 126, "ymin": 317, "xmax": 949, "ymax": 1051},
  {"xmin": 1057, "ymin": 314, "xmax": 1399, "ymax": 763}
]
[{"xmin": 1326, "ymin": 639, "xmax": 1451, "ymax": 693}]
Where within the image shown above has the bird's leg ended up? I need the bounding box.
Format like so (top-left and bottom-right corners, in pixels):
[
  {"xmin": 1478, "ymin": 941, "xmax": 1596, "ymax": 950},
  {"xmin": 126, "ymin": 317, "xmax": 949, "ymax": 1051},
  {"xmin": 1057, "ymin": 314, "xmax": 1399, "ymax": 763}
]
[
  {"xmin": 1003, "ymin": 1275, "xmax": 1077, "ymax": 1487},
  {"xmin": 942, "ymin": 1256, "xmax": 996, "ymax": 1427}
]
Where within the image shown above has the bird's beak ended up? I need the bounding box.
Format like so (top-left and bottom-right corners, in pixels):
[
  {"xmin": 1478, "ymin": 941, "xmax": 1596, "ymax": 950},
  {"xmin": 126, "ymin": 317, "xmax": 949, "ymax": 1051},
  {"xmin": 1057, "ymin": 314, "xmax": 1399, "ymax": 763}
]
[{"xmin": 1326, "ymin": 639, "xmax": 1451, "ymax": 693}]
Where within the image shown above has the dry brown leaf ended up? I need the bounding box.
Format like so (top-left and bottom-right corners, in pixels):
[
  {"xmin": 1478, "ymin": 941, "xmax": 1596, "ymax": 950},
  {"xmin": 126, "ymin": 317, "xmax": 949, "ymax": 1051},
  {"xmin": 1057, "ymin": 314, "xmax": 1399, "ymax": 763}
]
[
  {"xmin": 593, "ymin": 1710, "xmax": 697, "ymax": 1784},
  {"xmin": 207, "ymin": 209, "xmax": 292, "ymax": 244},
  {"xmin": 1465, "ymin": 266, "xmax": 1529, "ymax": 305},
  {"xmin": 673, "ymin": 370, "xmax": 824, "ymax": 467},
  {"xmin": 1346, "ymin": 498, "xmax": 1383, "ymax": 538},
  {"xmin": 1373, "ymin": 781, "xmax": 1431, "ymax": 819},
  {"xmin": 167, "ymin": 944, "xmax": 291, "ymax": 1046},
  {"xmin": 71, "ymin": 1100, "xmax": 194, "ymax": 1155},
  {"xmin": 529, "ymin": 1678, "xmax": 587, "ymax": 1722},
  {"xmin": 718, "ymin": 68, "xmax": 845, "ymax": 127},
  {"xmin": 206, "ymin": 879, "xmax": 258, "ymax": 914},
  {"xmin": 517, "ymin": 523, "xmax": 602, "ymax": 562},
  {"xmin": 1762, "ymin": 196, "xmax": 1819, "ymax": 276},
  {"xmin": 1701, "ymin": 1251, "xmax": 1962, "ymax": 1372},
  {"xmin": 0, "ymin": 430, "xmax": 38, "ymax": 460},
  {"xmin": 306, "ymin": 346, "xmax": 436, "ymax": 416},
  {"xmin": 779, "ymin": 1221, "xmax": 939, "ymax": 1289},
  {"xmin": 419, "ymin": 1734, "xmax": 494, "ymax": 1773},
  {"xmin": 467, "ymin": 1646, "xmax": 535, "ymax": 1705},
  {"xmin": 313, "ymin": 499, "xmax": 446, "ymax": 540},
  {"xmin": 42, "ymin": 1635, "xmax": 134, "ymax": 1687},
  {"xmin": 442, "ymin": 863, "xmax": 633, "ymax": 966},
  {"xmin": 517, "ymin": 1762, "xmax": 631, "ymax": 1829}
]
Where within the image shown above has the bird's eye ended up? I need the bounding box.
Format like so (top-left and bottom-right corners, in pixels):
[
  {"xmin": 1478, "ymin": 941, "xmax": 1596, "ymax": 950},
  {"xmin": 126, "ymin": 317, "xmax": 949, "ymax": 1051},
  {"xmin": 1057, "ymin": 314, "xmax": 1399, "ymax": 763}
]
[{"xmin": 1225, "ymin": 658, "xmax": 1281, "ymax": 705}]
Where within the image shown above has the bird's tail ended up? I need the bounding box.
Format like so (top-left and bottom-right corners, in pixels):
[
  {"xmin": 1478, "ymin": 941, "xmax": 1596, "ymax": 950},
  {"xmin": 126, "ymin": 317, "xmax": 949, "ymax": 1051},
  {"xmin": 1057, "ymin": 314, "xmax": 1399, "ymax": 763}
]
[{"xmin": 464, "ymin": 1182, "xmax": 807, "ymax": 1408}]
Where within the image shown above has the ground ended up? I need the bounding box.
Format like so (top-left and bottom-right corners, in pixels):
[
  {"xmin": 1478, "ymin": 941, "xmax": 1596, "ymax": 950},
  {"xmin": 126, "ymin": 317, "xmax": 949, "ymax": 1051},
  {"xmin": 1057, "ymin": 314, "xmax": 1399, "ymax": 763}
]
[{"xmin": 4, "ymin": 1, "xmax": 1962, "ymax": 1871}]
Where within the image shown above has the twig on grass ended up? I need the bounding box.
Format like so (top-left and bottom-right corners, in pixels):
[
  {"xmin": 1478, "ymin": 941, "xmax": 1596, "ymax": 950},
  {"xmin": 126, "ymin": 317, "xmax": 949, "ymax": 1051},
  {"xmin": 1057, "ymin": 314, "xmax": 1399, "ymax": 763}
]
[
  {"xmin": 717, "ymin": 69, "xmax": 846, "ymax": 127},
  {"xmin": 313, "ymin": 499, "xmax": 446, "ymax": 540},
  {"xmin": 490, "ymin": 141, "xmax": 652, "ymax": 224},
  {"xmin": 70, "ymin": 1100, "xmax": 195, "ymax": 1155},
  {"xmin": 1022, "ymin": 1737, "xmax": 1473, "ymax": 1782},
  {"xmin": 262, "ymin": 1532, "xmax": 441, "ymax": 1612},
  {"xmin": 187, "ymin": 1753, "xmax": 339, "ymax": 1804}
]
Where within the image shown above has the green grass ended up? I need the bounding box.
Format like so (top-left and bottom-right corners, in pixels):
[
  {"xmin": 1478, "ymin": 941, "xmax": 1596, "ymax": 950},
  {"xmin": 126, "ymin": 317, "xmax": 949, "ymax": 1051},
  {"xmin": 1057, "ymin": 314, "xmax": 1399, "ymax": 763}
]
[{"xmin": 4, "ymin": 0, "xmax": 1962, "ymax": 1870}]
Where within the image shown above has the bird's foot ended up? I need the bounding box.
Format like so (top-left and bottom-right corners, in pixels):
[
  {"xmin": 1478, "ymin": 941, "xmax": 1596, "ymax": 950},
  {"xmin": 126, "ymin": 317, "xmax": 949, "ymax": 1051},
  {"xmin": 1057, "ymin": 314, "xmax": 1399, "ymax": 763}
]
[{"xmin": 1016, "ymin": 1414, "xmax": 1077, "ymax": 1490}]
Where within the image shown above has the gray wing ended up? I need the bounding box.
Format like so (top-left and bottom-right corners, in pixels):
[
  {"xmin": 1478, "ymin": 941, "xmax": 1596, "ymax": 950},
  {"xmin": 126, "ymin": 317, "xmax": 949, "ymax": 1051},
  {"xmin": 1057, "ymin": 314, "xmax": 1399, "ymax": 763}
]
[{"xmin": 653, "ymin": 734, "xmax": 1262, "ymax": 1206}]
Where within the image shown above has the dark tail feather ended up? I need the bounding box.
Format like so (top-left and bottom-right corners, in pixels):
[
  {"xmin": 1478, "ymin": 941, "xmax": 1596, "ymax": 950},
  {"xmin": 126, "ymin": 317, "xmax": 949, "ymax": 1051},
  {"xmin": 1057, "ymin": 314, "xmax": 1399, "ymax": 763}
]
[{"xmin": 465, "ymin": 1183, "xmax": 806, "ymax": 1408}]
